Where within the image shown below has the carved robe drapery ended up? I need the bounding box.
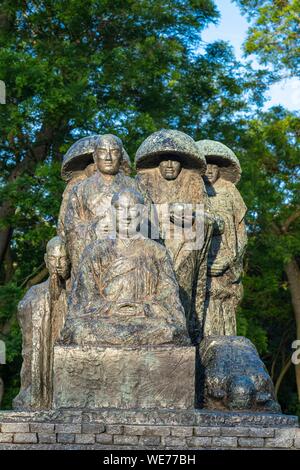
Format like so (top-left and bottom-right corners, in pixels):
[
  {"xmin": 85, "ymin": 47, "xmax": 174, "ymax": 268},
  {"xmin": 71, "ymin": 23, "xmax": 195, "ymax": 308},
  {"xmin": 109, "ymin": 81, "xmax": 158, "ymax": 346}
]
[
  {"xmin": 137, "ymin": 167, "xmax": 213, "ymax": 343},
  {"xmin": 204, "ymin": 178, "xmax": 247, "ymax": 335},
  {"xmin": 13, "ymin": 279, "xmax": 69, "ymax": 409},
  {"xmin": 62, "ymin": 172, "xmax": 140, "ymax": 274},
  {"xmin": 60, "ymin": 234, "xmax": 190, "ymax": 347}
]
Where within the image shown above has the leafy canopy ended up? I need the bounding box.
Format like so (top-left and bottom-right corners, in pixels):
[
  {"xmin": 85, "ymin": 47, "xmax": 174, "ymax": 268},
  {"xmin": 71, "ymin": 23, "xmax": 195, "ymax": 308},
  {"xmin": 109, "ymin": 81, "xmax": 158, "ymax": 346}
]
[{"xmin": 234, "ymin": 0, "xmax": 300, "ymax": 78}]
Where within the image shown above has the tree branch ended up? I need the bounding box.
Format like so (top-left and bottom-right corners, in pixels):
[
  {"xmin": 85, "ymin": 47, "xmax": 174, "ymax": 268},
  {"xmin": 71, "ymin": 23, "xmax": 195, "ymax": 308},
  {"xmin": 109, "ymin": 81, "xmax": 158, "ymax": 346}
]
[
  {"xmin": 274, "ymin": 358, "xmax": 292, "ymax": 398},
  {"xmin": 281, "ymin": 208, "xmax": 300, "ymax": 234},
  {"xmin": 20, "ymin": 263, "xmax": 48, "ymax": 288},
  {"xmin": 25, "ymin": 266, "xmax": 48, "ymax": 289}
]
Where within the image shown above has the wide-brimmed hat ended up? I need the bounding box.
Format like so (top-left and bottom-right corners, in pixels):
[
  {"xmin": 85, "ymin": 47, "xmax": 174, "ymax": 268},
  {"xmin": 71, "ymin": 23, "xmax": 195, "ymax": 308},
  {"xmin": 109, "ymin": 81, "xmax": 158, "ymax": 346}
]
[
  {"xmin": 61, "ymin": 135, "xmax": 131, "ymax": 181},
  {"xmin": 196, "ymin": 139, "xmax": 241, "ymax": 184},
  {"xmin": 135, "ymin": 129, "xmax": 207, "ymax": 174}
]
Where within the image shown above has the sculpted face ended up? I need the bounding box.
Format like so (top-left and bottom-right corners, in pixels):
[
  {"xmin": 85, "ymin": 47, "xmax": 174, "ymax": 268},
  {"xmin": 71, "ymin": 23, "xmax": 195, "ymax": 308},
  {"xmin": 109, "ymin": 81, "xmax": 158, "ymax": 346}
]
[
  {"xmin": 94, "ymin": 135, "xmax": 122, "ymax": 175},
  {"xmin": 92, "ymin": 210, "xmax": 113, "ymax": 239},
  {"xmin": 205, "ymin": 163, "xmax": 219, "ymax": 184},
  {"xmin": 112, "ymin": 190, "xmax": 143, "ymax": 237},
  {"xmin": 159, "ymin": 159, "xmax": 182, "ymax": 180},
  {"xmin": 45, "ymin": 239, "xmax": 69, "ymax": 279}
]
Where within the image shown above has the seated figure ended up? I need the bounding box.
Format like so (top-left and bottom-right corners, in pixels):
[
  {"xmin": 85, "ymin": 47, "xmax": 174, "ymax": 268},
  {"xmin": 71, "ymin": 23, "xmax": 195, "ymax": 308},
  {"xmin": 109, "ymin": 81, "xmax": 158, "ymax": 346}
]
[
  {"xmin": 13, "ymin": 237, "xmax": 70, "ymax": 409},
  {"xmin": 62, "ymin": 134, "xmax": 144, "ymax": 276},
  {"xmin": 60, "ymin": 189, "xmax": 190, "ymax": 347}
]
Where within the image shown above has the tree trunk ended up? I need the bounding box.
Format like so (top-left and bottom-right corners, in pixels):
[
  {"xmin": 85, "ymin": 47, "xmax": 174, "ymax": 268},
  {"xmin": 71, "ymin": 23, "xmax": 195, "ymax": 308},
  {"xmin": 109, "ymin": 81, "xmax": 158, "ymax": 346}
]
[
  {"xmin": 274, "ymin": 359, "xmax": 292, "ymax": 398},
  {"xmin": 285, "ymin": 257, "xmax": 300, "ymax": 401},
  {"xmin": 0, "ymin": 377, "xmax": 3, "ymax": 407},
  {"xmin": 0, "ymin": 202, "xmax": 13, "ymax": 268},
  {"xmin": 4, "ymin": 245, "xmax": 14, "ymax": 283},
  {"xmin": 0, "ymin": 125, "xmax": 54, "ymax": 272},
  {"xmin": 26, "ymin": 266, "xmax": 48, "ymax": 288}
]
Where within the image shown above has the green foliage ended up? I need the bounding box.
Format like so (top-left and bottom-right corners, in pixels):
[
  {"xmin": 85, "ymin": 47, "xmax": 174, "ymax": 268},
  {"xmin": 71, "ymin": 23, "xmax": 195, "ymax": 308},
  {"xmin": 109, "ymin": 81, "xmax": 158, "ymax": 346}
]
[
  {"xmin": 0, "ymin": 284, "xmax": 22, "ymax": 325},
  {"xmin": 234, "ymin": 0, "xmax": 300, "ymax": 78},
  {"xmin": 0, "ymin": 293, "xmax": 22, "ymax": 410},
  {"xmin": 235, "ymin": 107, "xmax": 300, "ymax": 414}
]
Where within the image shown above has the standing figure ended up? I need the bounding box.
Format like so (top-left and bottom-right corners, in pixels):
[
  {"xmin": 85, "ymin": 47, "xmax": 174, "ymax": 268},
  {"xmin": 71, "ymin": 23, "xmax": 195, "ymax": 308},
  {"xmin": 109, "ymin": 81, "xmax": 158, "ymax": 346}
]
[
  {"xmin": 62, "ymin": 134, "xmax": 140, "ymax": 275},
  {"xmin": 58, "ymin": 134, "xmax": 131, "ymax": 241},
  {"xmin": 197, "ymin": 140, "xmax": 247, "ymax": 336},
  {"xmin": 135, "ymin": 129, "xmax": 213, "ymax": 344},
  {"xmin": 13, "ymin": 237, "xmax": 70, "ymax": 409}
]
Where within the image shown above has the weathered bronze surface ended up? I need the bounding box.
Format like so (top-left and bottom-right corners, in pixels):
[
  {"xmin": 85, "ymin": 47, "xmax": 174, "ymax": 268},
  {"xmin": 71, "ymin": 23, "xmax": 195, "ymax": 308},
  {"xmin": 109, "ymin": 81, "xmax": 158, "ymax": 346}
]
[
  {"xmin": 53, "ymin": 345, "xmax": 195, "ymax": 409},
  {"xmin": 13, "ymin": 129, "xmax": 282, "ymax": 416},
  {"xmin": 13, "ymin": 237, "xmax": 70, "ymax": 410},
  {"xmin": 60, "ymin": 189, "xmax": 189, "ymax": 348},
  {"xmin": 200, "ymin": 336, "xmax": 281, "ymax": 413},
  {"xmin": 61, "ymin": 134, "xmax": 131, "ymax": 181},
  {"xmin": 60, "ymin": 134, "xmax": 144, "ymax": 275},
  {"xmin": 135, "ymin": 129, "xmax": 213, "ymax": 344},
  {"xmin": 197, "ymin": 140, "xmax": 247, "ymax": 336}
]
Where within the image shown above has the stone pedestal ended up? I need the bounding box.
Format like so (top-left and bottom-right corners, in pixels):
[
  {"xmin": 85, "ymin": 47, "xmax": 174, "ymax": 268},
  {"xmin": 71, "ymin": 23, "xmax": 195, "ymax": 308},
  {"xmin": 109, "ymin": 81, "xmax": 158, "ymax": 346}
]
[
  {"xmin": 52, "ymin": 345, "xmax": 195, "ymax": 409},
  {"xmin": 0, "ymin": 409, "xmax": 298, "ymax": 450}
]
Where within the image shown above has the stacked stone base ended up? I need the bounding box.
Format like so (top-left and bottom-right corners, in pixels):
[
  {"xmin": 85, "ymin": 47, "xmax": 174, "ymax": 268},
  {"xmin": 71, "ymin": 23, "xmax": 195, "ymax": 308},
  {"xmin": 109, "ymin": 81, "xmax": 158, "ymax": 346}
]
[{"xmin": 0, "ymin": 409, "xmax": 298, "ymax": 450}]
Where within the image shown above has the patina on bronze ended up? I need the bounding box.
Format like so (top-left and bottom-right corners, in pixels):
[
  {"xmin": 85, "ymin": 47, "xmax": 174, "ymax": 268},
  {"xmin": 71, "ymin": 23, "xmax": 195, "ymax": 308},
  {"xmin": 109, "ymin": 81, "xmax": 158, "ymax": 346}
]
[
  {"xmin": 197, "ymin": 139, "xmax": 247, "ymax": 336},
  {"xmin": 54, "ymin": 188, "xmax": 194, "ymax": 410},
  {"xmin": 61, "ymin": 134, "xmax": 141, "ymax": 275},
  {"xmin": 135, "ymin": 129, "xmax": 213, "ymax": 344},
  {"xmin": 60, "ymin": 188, "xmax": 189, "ymax": 347},
  {"xmin": 13, "ymin": 130, "xmax": 283, "ymax": 416},
  {"xmin": 13, "ymin": 237, "xmax": 70, "ymax": 410}
]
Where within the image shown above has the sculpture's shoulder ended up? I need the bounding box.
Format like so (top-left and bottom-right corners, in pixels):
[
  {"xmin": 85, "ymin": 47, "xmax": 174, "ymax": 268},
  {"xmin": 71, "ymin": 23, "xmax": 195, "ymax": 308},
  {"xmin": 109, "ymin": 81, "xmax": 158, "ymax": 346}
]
[
  {"xmin": 75, "ymin": 172, "xmax": 136, "ymax": 193},
  {"xmin": 215, "ymin": 179, "xmax": 243, "ymax": 201},
  {"xmin": 135, "ymin": 170, "xmax": 150, "ymax": 184},
  {"xmin": 18, "ymin": 279, "xmax": 50, "ymax": 314},
  {"xmin": 63, "ymin": 175, "xmax": 86, "ymax": 198},
  {"xmin": 66, "ymin": 174, "xmax": 95, "ymax": 208},
  {"xmin": 135, "ymin": 170, "xmax": 157, "ymax": 197},
  {"xmin": 179, "ymin": 169, "xmax": 205, "ymax": 203},
  {"xmin": 183, "ymin": 169, "xmax": 204, "ymax": 187},
  {"xmin": 229, "ymin": 181, "xmax": 246, "ymax": 202},
  {"xmin": 134, "ymin": 175, "xmax": 153, "ymax": 205}
]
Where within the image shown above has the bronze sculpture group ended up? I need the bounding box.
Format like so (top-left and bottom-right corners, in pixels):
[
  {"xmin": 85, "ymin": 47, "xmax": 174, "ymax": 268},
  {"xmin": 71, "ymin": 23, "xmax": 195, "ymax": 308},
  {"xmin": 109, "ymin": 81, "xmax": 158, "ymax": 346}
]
[{"xmin": 13, "ymin": 129, "xmax": 280, "ymax": 414}]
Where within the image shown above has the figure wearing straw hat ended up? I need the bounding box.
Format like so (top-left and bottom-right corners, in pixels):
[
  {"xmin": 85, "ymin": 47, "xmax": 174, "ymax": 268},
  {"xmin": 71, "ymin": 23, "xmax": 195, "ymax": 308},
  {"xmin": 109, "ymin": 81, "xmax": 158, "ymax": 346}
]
[
  {"xmin": 197, "ymin": 140, "xmax": 247, "ymax": 336},
  {"xmin": 59, "ymin": 134, "xmax": 139, "ymax": 276},
  {"xmin": 135, "ymin": 130, "xmax": 215, "ymax": 344}
]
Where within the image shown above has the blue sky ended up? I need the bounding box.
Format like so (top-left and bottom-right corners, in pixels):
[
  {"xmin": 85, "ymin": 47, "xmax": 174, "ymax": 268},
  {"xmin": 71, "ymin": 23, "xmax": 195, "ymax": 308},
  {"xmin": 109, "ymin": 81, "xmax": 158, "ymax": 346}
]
[{"xmin": 201, "ymin": 0, "xmax": 300, "ymax": 111}]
